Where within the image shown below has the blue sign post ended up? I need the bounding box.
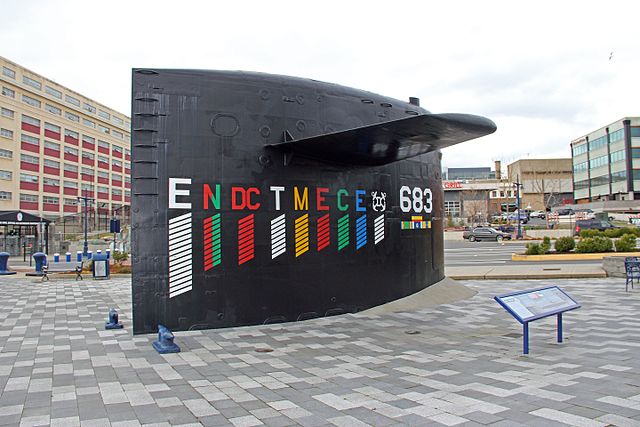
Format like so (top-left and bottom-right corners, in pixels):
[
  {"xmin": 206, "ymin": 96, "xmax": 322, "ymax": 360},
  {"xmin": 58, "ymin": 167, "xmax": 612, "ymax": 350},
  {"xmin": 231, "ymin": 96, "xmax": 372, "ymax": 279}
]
[{"xmin": 495, "ymin": 286, "xmax": 580, "ymax": 354}]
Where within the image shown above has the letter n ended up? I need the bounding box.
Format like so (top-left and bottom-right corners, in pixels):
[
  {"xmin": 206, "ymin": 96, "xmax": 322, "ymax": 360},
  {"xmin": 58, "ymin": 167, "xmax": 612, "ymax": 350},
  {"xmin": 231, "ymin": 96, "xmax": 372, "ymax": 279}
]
[{"xmin": 203, "ymin": 184, "xmax": 220, "ymax": 210}]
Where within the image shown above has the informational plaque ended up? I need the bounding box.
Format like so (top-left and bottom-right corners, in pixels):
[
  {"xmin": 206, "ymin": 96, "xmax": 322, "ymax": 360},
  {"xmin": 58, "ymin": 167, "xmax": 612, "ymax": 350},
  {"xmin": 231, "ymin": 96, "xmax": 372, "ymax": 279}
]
[{"xmin": 495, "ymin": 286, "xmax": 580, "ymax": 324}]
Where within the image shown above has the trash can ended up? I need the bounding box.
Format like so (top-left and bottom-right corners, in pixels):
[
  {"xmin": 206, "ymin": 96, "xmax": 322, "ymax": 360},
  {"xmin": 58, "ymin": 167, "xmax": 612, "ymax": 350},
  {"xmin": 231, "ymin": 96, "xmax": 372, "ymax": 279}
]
[{"xmin": 92, "ymin": 253, "xmax": 110, "ymax": 280}]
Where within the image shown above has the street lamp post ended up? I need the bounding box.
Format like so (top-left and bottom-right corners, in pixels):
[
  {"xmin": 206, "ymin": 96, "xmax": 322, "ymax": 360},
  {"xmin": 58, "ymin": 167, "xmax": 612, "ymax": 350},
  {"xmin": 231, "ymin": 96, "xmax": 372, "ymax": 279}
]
[
  {"xmin": 77, "ymin": 189, "xmax": 94, "ymax": 257},
  {"xmin": 514, "ymin": 176, "xmax": 523, "ymax": 239}
]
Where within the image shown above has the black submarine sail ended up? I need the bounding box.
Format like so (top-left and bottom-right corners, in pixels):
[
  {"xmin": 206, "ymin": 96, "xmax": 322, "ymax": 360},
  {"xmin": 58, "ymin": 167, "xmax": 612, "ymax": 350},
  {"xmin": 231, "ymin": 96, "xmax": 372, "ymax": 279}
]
[{"xmin": 131, "ymin": 69, "xmax": 496, "ymax": 333}]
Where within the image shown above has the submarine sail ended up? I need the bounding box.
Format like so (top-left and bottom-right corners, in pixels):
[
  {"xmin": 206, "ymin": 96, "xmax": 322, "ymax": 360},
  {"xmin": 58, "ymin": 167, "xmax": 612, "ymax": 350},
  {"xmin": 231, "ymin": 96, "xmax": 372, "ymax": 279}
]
[{"xmin": 131, "ymin": 69, "xmax": 496, "ymax": 333}]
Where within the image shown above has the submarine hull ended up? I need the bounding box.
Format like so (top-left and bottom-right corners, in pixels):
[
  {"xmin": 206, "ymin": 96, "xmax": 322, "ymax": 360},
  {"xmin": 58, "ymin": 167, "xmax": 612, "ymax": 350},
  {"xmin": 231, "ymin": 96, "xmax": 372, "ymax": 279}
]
[{"xmin": 131, "ymin": 70, "xmax": 485, "ymax": 334}]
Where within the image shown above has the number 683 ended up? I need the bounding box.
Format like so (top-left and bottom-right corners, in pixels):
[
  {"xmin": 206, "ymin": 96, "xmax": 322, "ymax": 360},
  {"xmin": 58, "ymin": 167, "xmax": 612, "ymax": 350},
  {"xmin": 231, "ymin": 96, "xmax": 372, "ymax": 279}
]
[{"xmin": 400, "ymin": 186, "xmax": 433, "ymax": 213}]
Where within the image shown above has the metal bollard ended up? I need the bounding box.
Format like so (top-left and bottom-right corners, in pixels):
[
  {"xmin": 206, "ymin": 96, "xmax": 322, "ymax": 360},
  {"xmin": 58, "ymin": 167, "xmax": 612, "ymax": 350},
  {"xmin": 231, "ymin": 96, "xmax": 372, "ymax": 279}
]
[
  {"xmin": 106, "ymin": 248, "xmax": 111, "ymax": 259},
  {"xmin": 105, "ymin": 308, "xmax": 124, "ymax": 329},
  {"xmin": 87, "ymin": 250, "xmax": 92, "ymax": 260},
  {"xmin": 77, "ymin": 251, "xmax": 82, "ymax": 262},
  {"xmin": 0, "ymin": 252, "xmax": 16, "ymax": 275},
  {"xmin": 54, "ymin": 253, "xmax": 59, "ymax": 263},
  {"xmin": 32, "ymin": 253, "xmax": 47, "ymax": 274},
  {"xmin": 66, "ymin": 252, "xmax": 71, "ymax": 262},
  {"xmin": 152, "ymin": 325, "xmax": 181, "ymax": 353}
]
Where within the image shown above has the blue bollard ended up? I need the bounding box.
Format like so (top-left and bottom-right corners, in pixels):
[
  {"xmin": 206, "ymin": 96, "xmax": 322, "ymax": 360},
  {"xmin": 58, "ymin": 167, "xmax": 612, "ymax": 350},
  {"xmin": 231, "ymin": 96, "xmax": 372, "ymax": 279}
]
[
  {"xmin": 66, "ymin": 252, "xmax": 71, "ymax": 262},
  {"xmin": 106, "ymin": 249, "xmax": 111, "ymax": 259},
  {"xmin": 87, "ymin": 251, "xmax": 92, "ymax": 260},
  {"xmin": 152, "ymin": 325, "xmax": 181, "ymax": 354},
  {"xmin": 0, "ymin": 252, "xmax": 16, "ymax": 275},
  {"xmin": 33, "ymin": 252, "xmax": 47, "ymax": 274},
  {"xmin": 54, "ymin": 253, "xmax": 60, "ymax": 263},
  {"xmin": 105, "ymin": 308, "xmax": 124, "ymax": 329},
  {"xmin": 77, "ymin": 251, "xmax": 82, "ymax": 262}
]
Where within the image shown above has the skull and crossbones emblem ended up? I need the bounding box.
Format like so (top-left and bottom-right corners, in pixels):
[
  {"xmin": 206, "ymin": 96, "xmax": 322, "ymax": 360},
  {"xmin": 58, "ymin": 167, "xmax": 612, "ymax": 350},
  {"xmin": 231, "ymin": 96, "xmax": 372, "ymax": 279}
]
[{"xmin": 371, "ymin": 191, "xmax": 386, "ymax": 212}]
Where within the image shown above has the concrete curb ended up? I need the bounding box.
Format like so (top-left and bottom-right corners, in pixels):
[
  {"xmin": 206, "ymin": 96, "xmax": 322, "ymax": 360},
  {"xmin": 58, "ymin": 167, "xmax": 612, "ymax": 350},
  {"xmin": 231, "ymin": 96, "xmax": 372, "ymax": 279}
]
[
  {"xmin": 448, "ymin": 272, "xmax": 608, "ymax": 280},
  {"xmin": 512, "ymin": 251, "xmax": 640, "ymax": 261},
  {"xmin": 446, "ymin": 264, "xmax": 608, "ymax": 280}
]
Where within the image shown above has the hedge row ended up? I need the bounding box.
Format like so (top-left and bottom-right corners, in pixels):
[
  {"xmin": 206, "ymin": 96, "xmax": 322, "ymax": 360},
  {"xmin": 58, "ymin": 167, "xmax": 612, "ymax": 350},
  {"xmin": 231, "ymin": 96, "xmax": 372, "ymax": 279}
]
[
  {"xmin": 579, "ymin": 227, "xmax": 640, "ymax": 238},
  {"xmin": 525, "ymin": 234, "xmax": 636, "ymax": 254}
]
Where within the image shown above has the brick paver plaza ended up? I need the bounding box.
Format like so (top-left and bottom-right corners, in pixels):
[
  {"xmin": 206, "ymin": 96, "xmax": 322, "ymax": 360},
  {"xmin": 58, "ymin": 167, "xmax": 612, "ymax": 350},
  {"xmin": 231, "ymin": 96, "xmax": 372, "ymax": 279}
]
[{"xmin": 0, "ymin": 275, "xmax": 638, "ymax": 426}]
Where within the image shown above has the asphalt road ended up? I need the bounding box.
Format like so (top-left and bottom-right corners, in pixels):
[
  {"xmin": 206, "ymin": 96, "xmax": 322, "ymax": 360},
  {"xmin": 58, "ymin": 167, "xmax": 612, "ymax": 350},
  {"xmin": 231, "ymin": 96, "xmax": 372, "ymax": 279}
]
[{"xmin": 444, "ymin": 240, "xmax": 601, "ymax": 267}]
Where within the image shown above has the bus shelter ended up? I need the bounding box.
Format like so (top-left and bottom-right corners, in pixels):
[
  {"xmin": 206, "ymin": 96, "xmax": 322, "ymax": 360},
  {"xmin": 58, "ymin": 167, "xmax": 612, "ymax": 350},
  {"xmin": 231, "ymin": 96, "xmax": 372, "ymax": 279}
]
[{"xmin": 0, "ymin": 211, "xmax": 50, "ymax": 256}]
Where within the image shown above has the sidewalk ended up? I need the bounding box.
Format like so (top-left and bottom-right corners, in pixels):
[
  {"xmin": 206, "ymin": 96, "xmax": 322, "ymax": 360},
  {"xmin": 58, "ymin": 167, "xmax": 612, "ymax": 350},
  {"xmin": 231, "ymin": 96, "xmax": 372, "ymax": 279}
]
[
  {"xmin": 446, "ymin": 263, "xmax": 607, "ymax": 280},
  {"xmin": 0, "ymin": 275, "xmax": 637, "ymax": 426}
]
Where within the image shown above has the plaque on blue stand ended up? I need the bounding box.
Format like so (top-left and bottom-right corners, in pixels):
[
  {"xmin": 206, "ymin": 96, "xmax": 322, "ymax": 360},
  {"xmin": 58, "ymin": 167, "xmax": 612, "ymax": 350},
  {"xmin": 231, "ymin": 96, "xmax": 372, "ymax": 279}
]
[{"xmin": 495, "ymin": 286, "xmax": 580, "ymax": 354}]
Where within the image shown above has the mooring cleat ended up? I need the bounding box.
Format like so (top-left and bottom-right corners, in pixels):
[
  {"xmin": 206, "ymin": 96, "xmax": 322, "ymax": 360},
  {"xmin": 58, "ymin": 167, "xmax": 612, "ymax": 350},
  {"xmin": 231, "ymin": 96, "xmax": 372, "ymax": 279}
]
[
  {"xmin": 152, "ymin": 325, "xmax": 180, "ymax": 354},
  {"xmin": 105, "ymin": 308, "xmax": 124, "ymax": 329}
]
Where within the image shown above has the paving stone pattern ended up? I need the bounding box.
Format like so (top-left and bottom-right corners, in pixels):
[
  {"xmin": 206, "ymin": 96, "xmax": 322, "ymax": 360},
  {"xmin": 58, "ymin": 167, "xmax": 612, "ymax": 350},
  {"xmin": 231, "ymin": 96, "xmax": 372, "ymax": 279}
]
[{"xmin": 0, "ymin": 275, "xmax": 639, "ymax": 426}]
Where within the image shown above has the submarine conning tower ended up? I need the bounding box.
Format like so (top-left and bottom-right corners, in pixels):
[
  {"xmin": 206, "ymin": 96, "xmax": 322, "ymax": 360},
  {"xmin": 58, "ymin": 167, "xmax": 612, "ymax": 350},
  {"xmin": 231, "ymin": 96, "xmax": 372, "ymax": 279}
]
[{"xmin": 131, "ymin": 69, "xmax": 496, "ymax": 333}]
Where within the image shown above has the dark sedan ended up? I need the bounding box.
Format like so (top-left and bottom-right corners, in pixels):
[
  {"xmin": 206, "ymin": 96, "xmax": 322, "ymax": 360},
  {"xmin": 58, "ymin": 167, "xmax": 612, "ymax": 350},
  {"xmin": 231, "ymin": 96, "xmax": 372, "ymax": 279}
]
[{"xmin": 463, "ymin": 227, "xmax": 512, "ymax": 242}]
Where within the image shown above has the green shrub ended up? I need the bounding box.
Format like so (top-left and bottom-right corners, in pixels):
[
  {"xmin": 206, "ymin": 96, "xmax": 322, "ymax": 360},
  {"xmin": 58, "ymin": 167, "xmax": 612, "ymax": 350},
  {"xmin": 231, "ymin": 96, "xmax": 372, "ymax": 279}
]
[
  {"xmin": 525, "ymin": 243, "xmax": 541, "ymax": 255},
  {"xmin": 604, "ymin": 228, "xmax": 623, "ymax": 238},
  {"xmin": 525, "ymin": 241, "xmax": 550, "ymax": 255},
  {"xmin": 579, "ymin": 229, "xmax": 600, "ymax": 238},
  {"xmin": 593, "ymin": 236, "xmax": 613, "ymax": 252},
  {"xmin": 540, "ymin": 236, "xmax": 551, "ymax": 254},
  {"xmin": 576, "ymin": 237, "xmax": 613, "ymax": 253},
  {"xmin": 113, "ymin": 251, "xmax": 129, "ymax": 265},
  {"xmin": 576, "ymin": 238, "xmax": 595, "ymax": 253},
  {"xmin": 447, "ymin": 215, "xmax": 454, "ymax": 228},
  {"xmin": 615, "ymin": 233, "xmax": 637, "ymax": 252},
  {"xmin": 620, "ymin": 227, "xmax": 640, "ymax": 237},
  {"xmin": 555, "ymin": 236, "xmax": 576, "ymax": 253}
]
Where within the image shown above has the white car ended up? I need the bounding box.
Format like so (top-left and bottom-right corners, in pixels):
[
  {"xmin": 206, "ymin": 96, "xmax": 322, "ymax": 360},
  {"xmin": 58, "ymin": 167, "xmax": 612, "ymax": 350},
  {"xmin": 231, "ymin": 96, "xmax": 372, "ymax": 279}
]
[{"xmin": 529, "ymin": 210, "xmax": 546, "ymax": 219}]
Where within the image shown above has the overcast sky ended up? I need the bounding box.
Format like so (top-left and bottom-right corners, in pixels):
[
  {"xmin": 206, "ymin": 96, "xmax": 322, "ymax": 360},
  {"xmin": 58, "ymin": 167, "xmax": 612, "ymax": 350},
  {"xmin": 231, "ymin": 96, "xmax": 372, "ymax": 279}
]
[{"xmin": 3, "ymin": 0, "xmax": 639, "ymax": 170}]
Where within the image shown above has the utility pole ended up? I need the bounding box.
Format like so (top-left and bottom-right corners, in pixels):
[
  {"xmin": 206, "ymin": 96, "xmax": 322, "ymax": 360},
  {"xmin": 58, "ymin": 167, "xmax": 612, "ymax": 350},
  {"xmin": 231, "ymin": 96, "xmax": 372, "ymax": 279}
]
[
  {"xmin": 514, "ymin": 175, "xmax": 523, "ymax": 239},
  {"xmin": 77, "ymin": 189, "xmax": 94, "ymax": 257}
]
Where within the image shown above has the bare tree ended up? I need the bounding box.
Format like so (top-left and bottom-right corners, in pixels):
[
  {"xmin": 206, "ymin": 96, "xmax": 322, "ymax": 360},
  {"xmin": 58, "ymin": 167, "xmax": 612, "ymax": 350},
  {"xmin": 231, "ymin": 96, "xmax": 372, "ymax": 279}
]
[
  {"xmin": 463, "ymin": 188, "xmax": 488, "ymax": 226},
  {"xmin": 527, "ymin": 163, "xmax": 572, "ymax": 211}
]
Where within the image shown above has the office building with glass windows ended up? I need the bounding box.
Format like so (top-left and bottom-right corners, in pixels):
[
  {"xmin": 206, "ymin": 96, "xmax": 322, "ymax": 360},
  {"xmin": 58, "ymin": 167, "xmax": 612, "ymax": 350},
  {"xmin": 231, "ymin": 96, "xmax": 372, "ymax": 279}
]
[
  {"xmin": 571, "ymin": 117, "xmax": 640, "ymax": 203},
  {"xmin": 0, "ymin": 56, "xmax": 131, "ymax": 224}
]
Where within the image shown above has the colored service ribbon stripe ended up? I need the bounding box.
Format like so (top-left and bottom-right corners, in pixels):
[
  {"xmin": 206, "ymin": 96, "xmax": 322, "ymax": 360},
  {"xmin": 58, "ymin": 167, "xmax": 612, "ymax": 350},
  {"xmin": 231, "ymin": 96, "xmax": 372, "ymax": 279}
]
[
  {"xmin": 356, "ymin": 215, "xmax": 367, "ymax": 250},
  {"xmin": 374, "ymin": 214, "xmax": 385, "ymax": 245},
  {"xmin": 317, "ymin": 213, "xmax": 330, "ymax": 251},
  {"xmin": 204, "ymin": 214, "xmax": 221, "ymax": 271},
  {"xmin": 295, "ymin": 213, "xmax": 309, "ymax": 257},
  {"xmin": 338, "ymin": 214, "xmax": 349, "ymax": 250},
  {"xmin": 168, "ymin": 212, "xmax": 192, "ymax": 298},
  {"xmin": 271, "ymin": 214, "xmax": 286, "ymax": 259},
  {"xmin": 238, "ymin": 214, "xmax": 255, "ymax": 265}
]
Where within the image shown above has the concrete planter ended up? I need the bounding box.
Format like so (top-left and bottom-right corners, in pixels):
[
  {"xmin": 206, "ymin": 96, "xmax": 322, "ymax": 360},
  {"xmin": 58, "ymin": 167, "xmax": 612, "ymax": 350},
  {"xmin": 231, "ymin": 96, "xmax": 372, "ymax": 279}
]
[{"xmin": 602, "ymin": 256, "xmax": 639, "ymax": 278}]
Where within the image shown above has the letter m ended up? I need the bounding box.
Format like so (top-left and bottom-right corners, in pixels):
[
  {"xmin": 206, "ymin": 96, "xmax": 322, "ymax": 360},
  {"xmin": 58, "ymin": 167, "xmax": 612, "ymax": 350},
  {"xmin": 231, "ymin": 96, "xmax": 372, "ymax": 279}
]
[{"xmin": 294, "ymin": 186, "xmax": 309, "ymax": 211}]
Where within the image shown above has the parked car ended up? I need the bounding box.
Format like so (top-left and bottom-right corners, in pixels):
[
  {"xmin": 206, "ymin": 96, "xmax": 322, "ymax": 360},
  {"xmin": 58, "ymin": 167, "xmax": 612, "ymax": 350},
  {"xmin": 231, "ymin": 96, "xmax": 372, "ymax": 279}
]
[
  {"xmin": 556, "ymin": 208, "xmax": 574, "ymax": 216},
  {"xmin": 574, "ymin": 219, "xmax": 617, "ymax": 235},
  {"xmin": 575, "ymin": 209, "xmax": 596, "ymax": 219},
  {"xmin": 463, "ymin": 227, "xmax": 512, "ymax": 242},
  {"xmin": 496, "ymin": 225, "xmax": 515, "ymax": 233},
  {"xmin": 529, "ymin": 210, "xmax": 546, "ymax": 219},
  {"xmin": 507, "ymin": 212, "xmax": 529, "ymax": 224}
]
